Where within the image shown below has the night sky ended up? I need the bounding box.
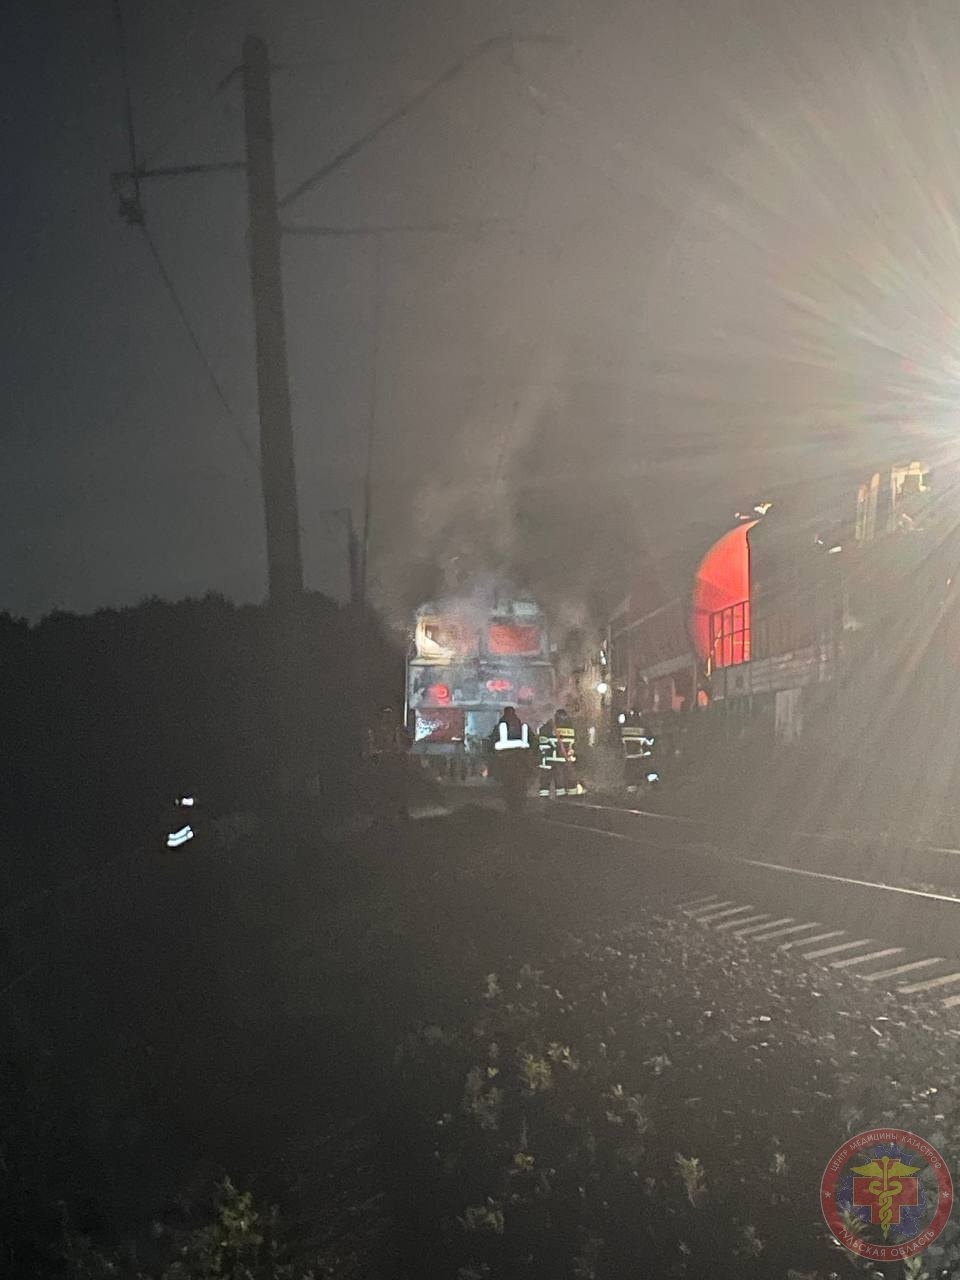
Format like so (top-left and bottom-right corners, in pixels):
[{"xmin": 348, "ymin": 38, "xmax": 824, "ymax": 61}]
[{"xmin": 5, "ymin": 0, "xmax": 960, "ymax": 621}]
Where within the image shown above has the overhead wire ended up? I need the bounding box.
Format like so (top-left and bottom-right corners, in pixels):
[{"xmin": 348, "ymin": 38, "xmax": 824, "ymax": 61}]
[
  {"xmin": 278, "ymin": 36, "xmax": 509, "ymax": 210},
  {"xmin": 143, "ymin": 69, "xmax": 238, "ymax": 169},
  {"xmin": 138, "ymin": 226, "xmax": 259, "ymax": 474},
  {"xmin": 276, "ymin": 34, "xmax": 547, "ymax": 211},
  {"xmin": 111, "ymin": 0, "xmax": 258, "ymax": 480}
]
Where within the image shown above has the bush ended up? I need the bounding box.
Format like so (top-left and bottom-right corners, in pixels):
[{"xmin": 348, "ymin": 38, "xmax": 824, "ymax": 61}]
[{"xmin": 57, "ymin": 1178, "xmax": 348, "ymax": 1280}]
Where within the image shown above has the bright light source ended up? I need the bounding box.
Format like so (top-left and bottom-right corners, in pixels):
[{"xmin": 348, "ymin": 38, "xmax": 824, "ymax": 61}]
[
  {"xmin": 828, "ymin": 544, "xmax": 842, "ymax": 554},
  {"xmin": 167, "ymin": 825, "xmax": 195, "ymax": 848},
  {"xmin": 178, "ymin": 796, "xmax": 195, "ymax": 807},
  {"xmin": 596, "ymin": 681, "xmax": 609, "ymax": 695},
  {"xmin": 647, "ymin": 772, "xmax": 660, "ymax": 783},
  {"xmin": 618, "ymin": 712, "xmax": 626, "ymax": 724}
]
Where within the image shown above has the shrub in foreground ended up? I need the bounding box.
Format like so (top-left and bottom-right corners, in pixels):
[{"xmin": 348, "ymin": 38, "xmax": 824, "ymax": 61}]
[{"xmin": 56, "ymin": 1178, "xmax": 361, "ymax": 1280}]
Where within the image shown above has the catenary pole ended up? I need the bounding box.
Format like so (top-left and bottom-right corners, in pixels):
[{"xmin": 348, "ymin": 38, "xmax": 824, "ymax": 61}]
[
  {"xmin": 242, "ymin": 34, "xmax": 304, "ymax": 609},
  {"xmin": 242, "ymin": 34, "xmax": 310, "ymax": 807}
]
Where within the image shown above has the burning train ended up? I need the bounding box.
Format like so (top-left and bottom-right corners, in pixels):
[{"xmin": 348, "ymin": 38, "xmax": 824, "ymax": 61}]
[{"xmin": 405, "ymin": 589, "xmax": 556, "ymax": 767}]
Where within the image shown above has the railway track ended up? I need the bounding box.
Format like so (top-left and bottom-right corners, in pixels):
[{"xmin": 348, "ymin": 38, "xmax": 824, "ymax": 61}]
[{"xmin": 541, "ymin": 800, "xmax": 960, "ymax": 1021}]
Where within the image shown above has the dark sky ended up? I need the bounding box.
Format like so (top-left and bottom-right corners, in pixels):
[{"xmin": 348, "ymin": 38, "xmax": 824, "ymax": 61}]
[{"xmin": 5, "ymin": 0, "xmax": 960, "ymax": 621}]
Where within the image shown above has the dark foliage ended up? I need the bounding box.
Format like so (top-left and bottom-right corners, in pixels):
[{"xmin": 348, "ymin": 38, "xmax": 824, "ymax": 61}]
[
  {"xmin": 0, "ymin": 592, "xmax": 402, "ymax": 901},
  {"xmin": 0, "ymin": 592, "xmax": 405, "ymax": 1272}
]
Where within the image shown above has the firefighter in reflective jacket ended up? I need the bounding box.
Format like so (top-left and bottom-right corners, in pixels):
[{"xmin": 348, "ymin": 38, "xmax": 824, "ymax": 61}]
[
  {"xmin": 619, "ymin": 710, "xmax": 656, "ymax": 793},
  {"xmin": 488, "ymin": 706, "xmax": 532, "ymax": 812},
  {"xmin": 537, "ymin": 714, "xmax": 562, "ymax": 798},
  {"xmin": 489, "ymin": 705, "xmax": 529, "ymax": 747},
  {"xmin": 554, "ymin": 708, "xmax": 579, "ymax": 797}
]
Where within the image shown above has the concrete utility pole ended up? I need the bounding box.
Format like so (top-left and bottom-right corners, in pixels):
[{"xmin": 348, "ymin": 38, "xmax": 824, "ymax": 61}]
[
  {"xmin": 242, "ymin": 34, "xmax": 304, "ymax": 610},
  {"xmin": 240, "ymin": 37, "xmax": 310, "ymax": 804},
  {"xmin": 112, "ymin": 31, "xmax": 305, "ymax": 613}
]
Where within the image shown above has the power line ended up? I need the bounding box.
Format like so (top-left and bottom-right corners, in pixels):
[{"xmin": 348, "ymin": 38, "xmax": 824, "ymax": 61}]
[
  {"xmin": 278, "ymin": 36, "xmax": 511, "ymax": 210},
  {"xmin": 277, "ymin": 34, "xmax": 563, "ymax": 211},
  {"xmin": 139, "ymin": 226, "xmax": 259, "ymax": 474},
  {"xmin": 144, "ymin": 67, "xmax": 241, "ymax": 168},
  {"xmin": 111, "ymin": 2, "xmax": 257, "ymax": 478}
]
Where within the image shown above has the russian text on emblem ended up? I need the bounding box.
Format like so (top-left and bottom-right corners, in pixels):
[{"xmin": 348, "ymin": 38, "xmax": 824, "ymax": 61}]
[{"xmin": 821, "ymin": 1128, "xmax": 953, "ymax": 1262}]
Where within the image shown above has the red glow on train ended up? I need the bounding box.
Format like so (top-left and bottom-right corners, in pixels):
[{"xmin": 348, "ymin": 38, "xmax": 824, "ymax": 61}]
[
  {"xmin": 486, "ymin": 623, "xmax": 541, "ymax": 655},
  {"xmin": 691, "ymin": 520, "xmax": 756, "ymax": 663},
  {"xmin": 485, "ymin": 678, "xmax": 513, "ymax": 693}
]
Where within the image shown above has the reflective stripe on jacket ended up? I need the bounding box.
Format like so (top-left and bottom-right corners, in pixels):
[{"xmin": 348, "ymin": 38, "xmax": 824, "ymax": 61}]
[
  {"xmin": 556, "ymin": 724, "xmax": 576, "ymax": 763},
  {"xmin": 621, "ymin": 729, "xmax": 654, "ymax": 760},
  {"xmin": 494, "ymin": 721, "xmax": 530, "ymax": 750},
  {"xmin": 538, "ymin": 731, "xmax": 563, "ymax": 766}
]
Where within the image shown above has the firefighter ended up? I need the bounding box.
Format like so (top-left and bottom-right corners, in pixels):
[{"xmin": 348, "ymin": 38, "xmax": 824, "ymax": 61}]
[
  {"xmin": 489, "ymin": 705, "xmax": 532, "ymax": 812},
  {"xmin": 536, "ymin": 712, "xmax": 561, "ymax": 798},
  {"xmin": 620, "ymin": 709, "xmax": 655, "ymax": 794},
  {"xmin": 554, "ymin": 708, "xmax": 580, "ymax": 797}
]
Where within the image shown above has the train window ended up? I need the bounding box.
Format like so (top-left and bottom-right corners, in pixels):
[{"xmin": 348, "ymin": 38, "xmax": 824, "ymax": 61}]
[
  {"xmin": 416, "ymin": 618, "xmax": 468, "ymax": 659},
  {"xmin": 486, "ymin": 623, "xmax": 541, "ymax": 655}
]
